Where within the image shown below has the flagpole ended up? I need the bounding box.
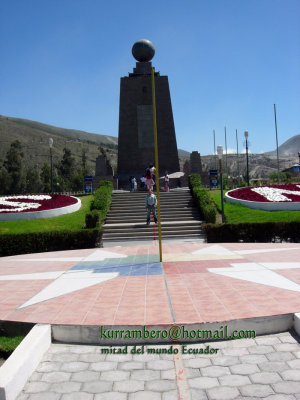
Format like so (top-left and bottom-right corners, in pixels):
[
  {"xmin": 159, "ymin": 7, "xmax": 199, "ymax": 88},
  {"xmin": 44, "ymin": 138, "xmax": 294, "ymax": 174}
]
[
  {"xmin": 151, "ymin": 67, "xmax": 162, "ymax": 262},
  {"xmin": 213, "ymin": 129, "xmax": 216, "ymax": 169},
  {"xmin": 274, "ymin": 104, "xmax": 280, "ymax": 183},
  {"xmin": 224, "ymin": 126, "xmax": 228, "ymax": 176},
  {"xmin": 236, "ymin": 129, "xmax": 240, "ymax": 185}
]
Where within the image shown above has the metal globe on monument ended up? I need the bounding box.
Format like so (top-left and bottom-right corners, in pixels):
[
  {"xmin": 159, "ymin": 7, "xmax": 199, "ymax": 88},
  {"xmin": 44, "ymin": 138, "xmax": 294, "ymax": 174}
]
[{"xmin": 132, "ymin": 39, "xmax": 155, "ymax": 62}]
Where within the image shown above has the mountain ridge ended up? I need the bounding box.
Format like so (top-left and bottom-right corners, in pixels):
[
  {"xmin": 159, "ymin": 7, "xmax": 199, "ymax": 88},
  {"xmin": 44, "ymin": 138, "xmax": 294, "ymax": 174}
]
[{"xmin": 0, "ymin": 114, "xmax": 299, "ymax": 179}]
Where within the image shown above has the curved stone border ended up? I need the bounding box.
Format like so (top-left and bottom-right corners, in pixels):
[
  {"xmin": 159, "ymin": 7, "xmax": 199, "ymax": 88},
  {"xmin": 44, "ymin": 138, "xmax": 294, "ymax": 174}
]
[
  {"xmin": 225, "ymin": 191, "xmax": 300, "ymax": 211},
  {"xmin": 0, "ymin": 196, "xmax": 81, "ymax": 221},
  {"xmin": 0, "ymin": 324, "xmax": 51, "ymax": 400}
]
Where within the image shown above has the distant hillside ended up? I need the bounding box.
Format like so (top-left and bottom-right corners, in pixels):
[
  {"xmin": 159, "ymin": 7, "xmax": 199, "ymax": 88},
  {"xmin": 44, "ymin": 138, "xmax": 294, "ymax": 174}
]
[
  {"xmin": 265, "ymin": 134, "xmax": 300, "ymax": 156},
  {"xmin": 0, "ymin": 115, "xmax": 190, "ymax": 174},
  {"xmin": 0, "ymin": 115, "xmax": 118, "ymax": 173},
  {"xmin": 1, "ymin": 115, "xmax": 299, "ymax": 180},
  {"xmin": 178, "ymin": 149, "xmax": 190, "ymax": 158}
]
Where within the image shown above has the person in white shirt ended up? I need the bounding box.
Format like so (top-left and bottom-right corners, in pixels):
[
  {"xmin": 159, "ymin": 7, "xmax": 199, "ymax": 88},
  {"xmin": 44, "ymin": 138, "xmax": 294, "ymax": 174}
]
[
  {"xmin": 164, "ymin": 170, "xmax": 170, "ymax": 192},
  {"xmin": 145, "ymin": 189, "xmax": 158, "ymax": 225}
]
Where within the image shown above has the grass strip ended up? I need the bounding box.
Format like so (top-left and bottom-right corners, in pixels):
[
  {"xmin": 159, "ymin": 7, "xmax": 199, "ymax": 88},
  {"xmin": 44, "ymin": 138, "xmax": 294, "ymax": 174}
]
[
  {"xmin": 0, "ymin": 336, "xmax": 24, "ymax": 358},
  {"xmin": 209, "ymin": 190, "xmax": 300, "ymax": 223},
  {"xmin": 0, "ymin": 195, "xmax": 93, "ymax": 234}
]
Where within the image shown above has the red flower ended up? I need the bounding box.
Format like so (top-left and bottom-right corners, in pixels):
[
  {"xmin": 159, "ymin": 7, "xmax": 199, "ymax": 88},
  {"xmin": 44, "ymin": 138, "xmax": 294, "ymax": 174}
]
[
  {"xmin": 0, "ymin": 194, "xmax": 78, "ymax": 213},
  {"xmin": 227, "ymin": 185, "xmax": 300, "ymax": 203}
]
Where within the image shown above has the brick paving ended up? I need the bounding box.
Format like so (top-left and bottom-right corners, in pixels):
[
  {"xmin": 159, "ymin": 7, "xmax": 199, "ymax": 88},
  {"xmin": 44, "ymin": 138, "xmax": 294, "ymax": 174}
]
[{"xmin": 17, "ymin": 331, "xmax": 300, "ymax": 400}]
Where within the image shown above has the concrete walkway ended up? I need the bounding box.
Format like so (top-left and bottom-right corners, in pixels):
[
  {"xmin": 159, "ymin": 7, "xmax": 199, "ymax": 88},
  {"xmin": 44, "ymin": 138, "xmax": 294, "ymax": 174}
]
[{"xmin": 17, "ymin": 331, "xmax": 300, "ymax": 399}]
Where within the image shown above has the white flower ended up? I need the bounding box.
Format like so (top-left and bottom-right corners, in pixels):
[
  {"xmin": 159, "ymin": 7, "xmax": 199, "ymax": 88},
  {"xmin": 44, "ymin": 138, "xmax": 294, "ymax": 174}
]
[
  {"xmin": 251, "ymin": 187, "xmax": 300, "ymax": 202},
  {"xmin": 0, "ymin": 195, "xmax": 52, "ymax": 213}
]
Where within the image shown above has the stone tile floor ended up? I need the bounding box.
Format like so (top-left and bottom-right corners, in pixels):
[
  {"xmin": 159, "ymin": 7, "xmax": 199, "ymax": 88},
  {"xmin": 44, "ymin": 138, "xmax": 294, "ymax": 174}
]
[
  {"xmin": 17, "ymin": 331, "xmax": 300, "ymax": 400},
  {"xmin": 0, "ymin": 242, "xmax": 299, "ymax": 399},
  {"xmin": 0, "ymin": 243, "xmax": 300, "ymax": 326}
]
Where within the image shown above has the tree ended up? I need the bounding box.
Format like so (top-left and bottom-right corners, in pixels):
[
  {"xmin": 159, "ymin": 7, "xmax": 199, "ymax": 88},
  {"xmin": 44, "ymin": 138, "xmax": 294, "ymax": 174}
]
[
  {"xmin": 3, "ymin": 140, "xmax": 25, "ymax": 193},
  {"xmin": 283, "ymin": 171, "xmax": 292, "ymax": 184},
  {"xmin": 98, "ymin": 146, "xmax": 107, "ymax": 157},
  {"xmin": 40, "ymin": 163, "xmax": 51, "ymax": 193},
  {"xmin": 26, "ymin": 167, "xmax": 42, "ymax": 194},
  {"xmin": 71, "ymin": 172, "xmax": 84, "ymax": 191},
  {"xmin": 269, "ymin": 171, "xmax": 289, "ymax": 184},
  {"xmin": 0, "ymin": 167, "xmax": 11, "ymax": 195},
  {"xmin": 58, "ymin": 148, "xmax": 75, "ymax": 190},
  {"xmin": 81, "ymin": 148, "xmax": 87, "ymax": 173}
]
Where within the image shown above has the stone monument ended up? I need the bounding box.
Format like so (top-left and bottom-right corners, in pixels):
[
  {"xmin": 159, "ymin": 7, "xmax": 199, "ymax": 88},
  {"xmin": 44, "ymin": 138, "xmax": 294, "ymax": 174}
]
[
  {"xmin": 190, "ymin": 151, "xmax": 203, "ymax": 174},
  {"xmin": 117, "ymin": 39, "xmax": 180, "ymax": 187},
  {"xmin": 190, "ymin": 151, "xmax": 208, "ymax": 185},
  {"xmin": 93, "ymin": 154, "xmax": 114, "ymax": 189}
]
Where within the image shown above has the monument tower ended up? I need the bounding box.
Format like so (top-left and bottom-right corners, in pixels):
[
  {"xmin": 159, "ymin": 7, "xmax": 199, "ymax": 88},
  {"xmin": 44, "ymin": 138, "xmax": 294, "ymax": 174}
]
[{"xmin": 117, "ymin": 39, "xmax": 180, "ymax": 187}]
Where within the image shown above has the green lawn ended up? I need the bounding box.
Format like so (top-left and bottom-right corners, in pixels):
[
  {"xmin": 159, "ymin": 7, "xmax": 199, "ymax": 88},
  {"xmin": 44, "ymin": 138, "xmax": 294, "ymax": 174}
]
[
  {"xmin": 0, "ymin": 195, "xmax": 93, "ymax": 234},
  {"xmin": 210, "ymin": 190, "xmax": 300, "ymax": 223},
  {"xmin": 0, "ymin": 336, "xmax": 24, "ymax": 355}
]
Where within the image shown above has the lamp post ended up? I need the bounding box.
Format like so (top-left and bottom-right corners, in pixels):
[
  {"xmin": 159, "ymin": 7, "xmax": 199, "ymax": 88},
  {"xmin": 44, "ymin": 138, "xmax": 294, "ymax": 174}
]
[
  {"xmin": 244, "ymin": 131, "xmax": 250, "ymax": 186},
  {"xmin": 213, "ymin": 129, "xmax": 217, "ymax": 169},
  {"xmin": 217, "ymin": 145, "xmax": 225, "ymax": 223},
  {"xmin": 49, "ymin": 138, "xmax": 53, "ymax": 193}
]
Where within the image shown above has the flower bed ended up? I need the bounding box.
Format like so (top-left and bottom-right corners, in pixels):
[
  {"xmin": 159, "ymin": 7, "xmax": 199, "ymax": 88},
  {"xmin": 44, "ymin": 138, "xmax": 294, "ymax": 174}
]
[
  {"xmin": 226, "ymin": 184, "xmax": 300, "ymax": 211},
  {"xmin": 0, "ymin": 194, "xmax": 81, "ymax": 221}
]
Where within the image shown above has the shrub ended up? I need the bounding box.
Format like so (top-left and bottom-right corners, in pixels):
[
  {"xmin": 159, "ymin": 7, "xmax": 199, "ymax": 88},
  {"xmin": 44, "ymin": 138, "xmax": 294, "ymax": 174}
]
[
  {"xmin": 202, "ymin": 205, "xmax": 217, "ymax": 224},
  {"xmin": 203, "ymin": 222, "xmax": 300, "ymax": 243},
  {"xmin": 189, "ymin": 174, "xmax": 202, "ymax": 189},
  {"xmin": 99, "ymin": 180, "xmax": 113, "ymax": 188},
  {"xmin": 85, "ymin": 210, "xmax": 100, "ymax": 229},
  {"xmin": 189, "ymin": 174, "xmax": 217, "ymax": 223},
  {"xmin": 0, "ymin": 230, "xmax": 100, "ymax": 257},
  {"xmin": 91, "ymin": 181, "xmax": 113, "ymax": 213}
]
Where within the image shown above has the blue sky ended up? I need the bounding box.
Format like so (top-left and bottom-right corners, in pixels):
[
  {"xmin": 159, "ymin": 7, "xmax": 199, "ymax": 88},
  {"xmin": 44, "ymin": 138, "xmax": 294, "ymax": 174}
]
[{"xmin": 0, "ymin": 0, "xmax": 299, "ymax": 155}]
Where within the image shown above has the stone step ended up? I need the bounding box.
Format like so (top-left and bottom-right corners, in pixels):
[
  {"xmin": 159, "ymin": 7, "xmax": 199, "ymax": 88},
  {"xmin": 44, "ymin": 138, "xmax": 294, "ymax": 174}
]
[
  {"xmin": 103, "ymin": 222, "xmax": 203, "ymax": 232},
  {"xmin": 106, "ymin": 212, "xmax": 199, "ymax": 217},
  {"xmin": 103, "ymin": 228, "xmax": 204, "ymax": 235},
  {"xmin": 109, "ymin": 205, "xmax": 197, "ymax": 211},
  {"xmin": 103, "ymin": 188, "xmax": 203, "ymax": 243},
  {"xmin": 106, "ymin": 216, "xmax": 200, "ymax": 222},
  {"xmin": 110, "ymin": 197, "xmax": 193, "ymax": 203},
  {"xmin": 111, "ymin": 195, "xmax": 193, "ymax": 199},
  {"xmin": 111, "ymin": 194, "xmax": 192, "ymax": 199},
  {"xmin": 110, "ymin": 202, "xmax": 195, "ymax": 207},
  {"xmin": 104, "ymin": 220, "xmax": 203, "ymax": 226},
  {"xmin": 106, "ymin": 217, "xmax": 200, "ymax": 222},
  {"xmin": 113, "ymin": 189, "xmax": 190, "ymax": 193},
  {"xmin": 107, "ymin": 208, "xmax": 199, "ymax": 214},
  {"xmin": 102, "ymin": 233, "xmax": 206, "ymax": 241}
]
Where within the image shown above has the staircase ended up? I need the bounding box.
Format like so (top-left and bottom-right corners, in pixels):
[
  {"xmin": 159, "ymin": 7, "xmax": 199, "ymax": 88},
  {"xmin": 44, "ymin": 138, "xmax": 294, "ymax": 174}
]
[{"xmin": 102, "ymin": 189, "xmax": 205, "ymax": 242}]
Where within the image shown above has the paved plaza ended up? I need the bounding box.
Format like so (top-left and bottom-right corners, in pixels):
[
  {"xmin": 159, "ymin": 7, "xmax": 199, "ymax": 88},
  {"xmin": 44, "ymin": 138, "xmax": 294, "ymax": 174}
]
[
  {"xmin": 0, "ymin": 242, "xmax": 299, "ymax": 325},
  {"xmin": 0, "ymin": 241, "xmax": 300, "ymax": 399}
]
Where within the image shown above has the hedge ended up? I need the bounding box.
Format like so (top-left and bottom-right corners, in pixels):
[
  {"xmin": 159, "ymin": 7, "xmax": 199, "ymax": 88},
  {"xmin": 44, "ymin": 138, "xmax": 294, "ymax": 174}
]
[
  {"xmin": 203, "ymin": 221, "xmax": 300, "ymax": 243},
  {"xmin": 86, "ymin": 180, "xmax": 113, "ymax": 228},
  {"xmin": 189, "ymin": 174, "xmax": 202, "ymax": 188},
  {"xmin": 189, "ymin": 174, "xmax": 217, "ymax": 223},
  {"xmin": 0, "ymin": 229, "xmax": 100, "ymax": 257},
  {"xmin": 85, "ymin": 210, "xmax": 101, "ymax": 229},
  {"xmin": 0, "ymin": 180, "xmax": 113, "ymax": 256}
]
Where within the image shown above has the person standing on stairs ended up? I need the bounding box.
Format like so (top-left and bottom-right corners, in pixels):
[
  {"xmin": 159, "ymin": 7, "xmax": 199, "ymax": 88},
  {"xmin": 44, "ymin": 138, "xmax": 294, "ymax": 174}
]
[
  {"xmin": 145, "ymin": 168, "xmax": 154, "ymax": 191},
  {"xmin": 145, "ymin": 189, "xmax": 158, "ymax": 225},
  {"xmin": 164, "ymin": 170, "xmax": 170, "ymax": 192}
]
